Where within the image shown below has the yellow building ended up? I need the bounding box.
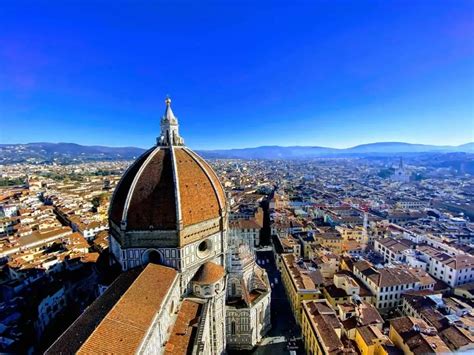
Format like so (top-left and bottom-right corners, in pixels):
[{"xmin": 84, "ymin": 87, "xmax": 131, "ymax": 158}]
[
  {"xmin": 340, "ymin": 256, "xmax": 355, "ymax": 272},
  {"xmin": 454, "ymin": 282, "xmax": 474, "ymax": 300},
  {"xmin": 301, "ymin": 300, "xmax": 345, "ymax": 355},
  {"xmin": 322, "ymin": 273, "xmax": 360, "ymax": 307},
  {"xmin": 281, "ymin": 254, "xmax": 321, "ymax": 324},
  {"xmin": 274, "ymin": 235, "xmax": 301, "ymax": 271},
  {"xmin": 389, "ymin": 317, "xmax": 451, "ymax": 354},
  {"xmin": 313, "ymin": 232, "xmax": 343, "ymax": 254},
  {"xmin": 300, "ymin": 237, "xmax": 314, "ymax": 259},
  {"xmin": 354, "ymin": 325, "xmax": 390, "ymax": 355},
  {"xmin": 336, "ymin": 225, "xmax": 365, "ymax": 242}
]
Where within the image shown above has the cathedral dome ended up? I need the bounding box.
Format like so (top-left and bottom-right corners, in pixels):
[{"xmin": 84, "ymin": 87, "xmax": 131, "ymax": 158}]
[
  {"xmin": 192, "ymin": 261, "xmax": 225, "ymax": 285},
  {"xmin": 109, "ymin": 98, "xmax": 227, "ymax": 248}
]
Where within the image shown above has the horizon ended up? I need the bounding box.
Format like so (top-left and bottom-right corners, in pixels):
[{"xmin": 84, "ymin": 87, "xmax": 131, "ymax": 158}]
[
  {"xmin": 2, "ymin": 139, "xmax": 473, "ymax": 151},
  {"xmin": 1, "ymin": 1, "xmax": 473, "ymax": 149}
]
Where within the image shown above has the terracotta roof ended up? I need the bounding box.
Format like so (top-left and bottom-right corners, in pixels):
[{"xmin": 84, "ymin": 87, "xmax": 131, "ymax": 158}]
[
  {"xmin": 109, "ymin": 148, "xmax": 154, "ymax": 224},
  {"xmin": 357, "ymin": 325, "xmax": 383, "ymax": 345},
  {"xmin": 229, "ymin": 218, "xmax": 262, "ymax": 230},
  {"xmin": 45, "ymin": 268, "xmax": 142, "ymax": 354},
  {"xmin": 282, "ymin": 254, "xmax": 320, "ymax": 291},
  {"xmin": 127, "ymin": 148, "xmax": 177, "ymax": 230},
  {"xmin": 165, "ymin": 300, "xmax": 202, "ymax": 354},
  {"xmin": 357, "ymin": 302, "xmax": 383, "ymax": 326},
  {"xmin": 354, "ymin": 261, "xmax": 420, "ymax": 288},
  {"xmin": 335, "ymin": 270, "xmax": 373, "ymax": 297},
  {"xmin": 390, "ymin": 316, "xmax": 451, "ymax": 354},
  {"xmin": 417, "ymin": 245, "xmax": 473, "ymax": 271},
  {"xmin": 440, "ymin": 325, "xmax": 474, "ymax": 350},
  {"xmin": 192, "ymin": 261, "xmax": 225, "ymax": 285},
  {"xmin": 446, "ymin": 254, "xmax": 474, "ymax": 270},
  {"xmin": 109, "ymin": 146, "xmax": 226, "ymax": 232},
  {"xmin": 187, "ymin": 149, "xmax": 226, "ymax": 211},
  {"xmin": 78, "ymin": 264, "xmax": 178, "ymax": 354},
  {"xmin": 377, "ymin": 238, "xmax": 413, "ymax": 253},
  {"xmin": 175, "ymin": 148, "xmax": 223, "ymax": 227},
  {"xmin": 303, "ymin": 300, "xmax": 344, "ymax": 354},
  {"xmin": 406, "ymin": 268, "xmax": 435, "ymax": 287}
]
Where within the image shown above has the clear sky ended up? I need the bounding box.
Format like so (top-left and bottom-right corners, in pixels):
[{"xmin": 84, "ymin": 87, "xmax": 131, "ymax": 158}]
[{"xmin": 1, "ymin": 1, "xmax": 473, "ymax": 149}]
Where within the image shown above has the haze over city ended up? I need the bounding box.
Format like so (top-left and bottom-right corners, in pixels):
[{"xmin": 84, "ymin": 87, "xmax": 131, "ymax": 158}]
[{"xmin": 1, "ymin": 1, "xmax": 473, "ymax": 149}]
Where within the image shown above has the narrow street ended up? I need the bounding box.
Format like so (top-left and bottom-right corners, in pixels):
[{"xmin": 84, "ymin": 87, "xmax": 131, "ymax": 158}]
[{"xmin": 253, "ymin": 249, "xmax": 304, "ymax": 355}]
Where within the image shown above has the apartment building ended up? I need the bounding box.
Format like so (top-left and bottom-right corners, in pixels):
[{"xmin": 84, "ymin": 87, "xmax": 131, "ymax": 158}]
[
  {"xmin": 281, "ymin": 254, "xmax": 322, "ymax": 324},
  {"xmin": 353, "ymin": 260, "xmax": 420, "ymax": 313}
]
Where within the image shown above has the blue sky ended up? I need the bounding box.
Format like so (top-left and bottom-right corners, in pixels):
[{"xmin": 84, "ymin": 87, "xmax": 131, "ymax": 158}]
[{"xmin": 1, "ymin": 1, "xmax": 473, "ymax": 149}]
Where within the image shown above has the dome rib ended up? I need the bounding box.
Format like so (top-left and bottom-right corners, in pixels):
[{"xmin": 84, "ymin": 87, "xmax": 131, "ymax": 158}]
[
  {"xmin": 108, "ymin": 99, "xmax": 227, "ymax": 245},
  {"xmin": 122, "ymin": 147, "xmax": 163, "ymax": 225},
  {"xmin": 170, "ymin": 145, "xmax": 183, "ymax": 230},
  {"xmin": 174, "ymin": 148, "xmax": 221, "ymax": 227},
  {"xmin": 126, "ymin": 148, "xmax": 177, "ymax": 230},
  {"xmin": 109, "ymin": 147, "xmax": 155, "ymax": 226}
]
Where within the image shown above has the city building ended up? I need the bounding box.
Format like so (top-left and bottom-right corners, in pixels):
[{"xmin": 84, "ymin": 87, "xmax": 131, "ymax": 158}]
[
  {"xmin": 389, "ymin": 316, "xmax": 451, "ymax": 354},
  {"xmin": 353, "ymin": 260, "xmax": 420, "ymax": 313},
  {"xmin": 226, "ymin": 243, "xmax": 271, "ymax": 350},
  {"xmin": 229, "ymin": 218, "xmax": 262, "ymax": 248},
  {"xmin": 281, "ymin": 254, "xmax": 322, "ymax": 324},
  {"xmin": 417, "ymin": 245, "xmax": 474, "ymax": 287},
  {"xmin": 48, "ymin": 99, "xmax": 261, "ymax": 353},
  {"xmin": 374, "ymin": 238, "xmax": 413, "ymax": 264},
  {"xmin": 301, "ymin": 299, "xmax": 353, "ymax": 355},
  {"xmin": 391, "ymin": 158, "xmax": 410, "ymax": 183}
]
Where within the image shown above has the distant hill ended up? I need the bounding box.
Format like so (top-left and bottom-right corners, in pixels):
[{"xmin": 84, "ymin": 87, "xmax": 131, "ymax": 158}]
[
  {"xmin": 199, "ymin": 142, "xmax": 474, "ymax": 159},
  {"xmin": 457, "ymin": 142, "xmax": 474, "ymax": 151},
  {"xmin": 0, "ymin": 142, "xmax": 146, "ymax": 164},
  {"xmin": 344, "ymin": 142, "xmax": 472, "ymax": 154},
  {"xmin": 198, "ymin": 145, "xmax": 338, "ymax": 159},
  {"xmin": 0, "ymin": 141, "xmax": 472, "ymax": 163}
]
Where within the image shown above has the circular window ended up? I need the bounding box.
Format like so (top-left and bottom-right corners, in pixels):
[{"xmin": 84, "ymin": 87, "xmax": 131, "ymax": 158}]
[{"xmin": 197, "ymin": 239, "xmax": 212, "ymax": 258}]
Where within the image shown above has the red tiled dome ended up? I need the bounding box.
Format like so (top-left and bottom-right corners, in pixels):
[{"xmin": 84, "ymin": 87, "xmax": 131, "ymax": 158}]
[
  {"xmin": 109, "ymin": 99, "xmax": 227, "ymax": 249},
  {"xmin": 109, "ymin": 146, "xmax": 226, "ymax": 232},
  {"xmin": 192, "ymin": 261, "xmax": 225, "ymax": 285}
]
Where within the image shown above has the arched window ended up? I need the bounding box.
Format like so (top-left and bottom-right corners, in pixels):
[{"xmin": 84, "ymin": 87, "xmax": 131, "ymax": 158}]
[
  {"xmin": 231, "ymin": 321, "xmax": 236, "ymax": 335},
  {"xmin": 143, "ymin": 249, "xmax": 161, "ymax": 265}
]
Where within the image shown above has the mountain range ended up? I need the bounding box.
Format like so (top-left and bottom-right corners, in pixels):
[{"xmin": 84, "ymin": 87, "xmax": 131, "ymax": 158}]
[
  {"xmin": 0, "ymin": 142, "xmax": 472, "ymax": 163},
  {"xmin": 200, "ymin": 142, "xmax": 474, "ymax": 159},
  {"xmin": 0, "ymin": 142, "xmax": 145, "ymax": 164}
]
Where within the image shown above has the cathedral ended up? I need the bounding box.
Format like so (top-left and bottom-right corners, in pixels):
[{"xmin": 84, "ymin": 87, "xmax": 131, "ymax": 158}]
[
  {"xmin": 391, "ymin": 157, "xmax": 410, "ymax": 183},
  {"xmin": 47, "ymin": 98, "xmax": 270, "ymax": 354}
]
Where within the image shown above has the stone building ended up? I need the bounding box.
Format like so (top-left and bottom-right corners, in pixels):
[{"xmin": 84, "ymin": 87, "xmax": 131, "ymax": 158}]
[
  {"xmin": 226, "ymin": 243, "xmax": 271, "ymax": 350},
  {"xmin": 391, "ymin": 157, "xmax": 410, "ymax": 183},
  {"xmin": 47, "ymin": 98, "xmax": 233, "ymax": 354}
]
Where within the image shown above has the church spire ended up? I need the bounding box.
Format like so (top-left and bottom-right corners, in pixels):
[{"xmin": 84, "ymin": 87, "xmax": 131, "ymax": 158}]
[{"xmin": 157, "ymin": 97, "xmax": 184, "ymax": 146}]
